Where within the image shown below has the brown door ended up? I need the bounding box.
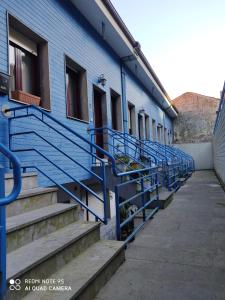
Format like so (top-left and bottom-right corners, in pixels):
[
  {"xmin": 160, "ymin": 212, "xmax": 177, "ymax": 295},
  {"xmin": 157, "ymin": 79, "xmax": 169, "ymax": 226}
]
[{"xmin": 94, "ymin": 88, "xmax": 104, "ymax": 158}]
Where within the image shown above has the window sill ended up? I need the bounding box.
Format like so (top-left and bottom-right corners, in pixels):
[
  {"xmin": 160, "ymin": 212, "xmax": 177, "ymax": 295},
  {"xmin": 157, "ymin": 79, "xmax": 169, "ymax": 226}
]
[
  {"xmin": 66, "ymin": 115, "xmax": 90, "ymax": 124},
  {"xmin": 9, "ymin": 97, "xmax": 51, "ymax": 112}
]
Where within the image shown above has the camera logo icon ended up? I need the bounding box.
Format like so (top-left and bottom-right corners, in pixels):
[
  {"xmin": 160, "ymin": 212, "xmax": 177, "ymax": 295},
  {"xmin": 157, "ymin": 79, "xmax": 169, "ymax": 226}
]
[{"xmin": 9, "ymin": 279, "xmax": 21, "ymax": 291}]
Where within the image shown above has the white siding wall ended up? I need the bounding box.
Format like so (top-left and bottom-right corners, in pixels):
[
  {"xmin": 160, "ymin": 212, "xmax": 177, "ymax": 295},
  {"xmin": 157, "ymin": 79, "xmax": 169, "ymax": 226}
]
[
  {"xmin": 213, "ymin": 100, "xmax": 225, "ymax": 185},
  {"xmin": 176, "ymin": 142, "xmax": 213, "ymax": 170}
]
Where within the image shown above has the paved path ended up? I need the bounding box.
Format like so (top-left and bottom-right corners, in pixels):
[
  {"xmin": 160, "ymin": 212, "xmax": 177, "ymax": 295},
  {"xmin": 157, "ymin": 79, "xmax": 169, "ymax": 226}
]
[{"xmin": 96, "ymin": 171, "xmax": 225, "ymax": 300}]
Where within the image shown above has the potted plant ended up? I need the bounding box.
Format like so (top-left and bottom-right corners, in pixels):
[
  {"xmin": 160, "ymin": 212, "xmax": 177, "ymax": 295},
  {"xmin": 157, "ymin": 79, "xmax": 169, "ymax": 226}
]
[
  {"xmin": 126, "ymin": 162, "xmax": 145, "ymax": 192},
  {"xmin": 120, "ymin": 204, "xmax": 135, "ymax": 241},
  {"xmin": 115, "ymin": 154, "xmax": 130, "ymax": 175},
  {"xmin": 11, "ymin": 90, "xmax": 41, "ymax": 106}
]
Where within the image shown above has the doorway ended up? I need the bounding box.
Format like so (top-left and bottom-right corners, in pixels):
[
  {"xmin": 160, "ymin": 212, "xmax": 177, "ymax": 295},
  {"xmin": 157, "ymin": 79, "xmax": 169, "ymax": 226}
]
[{"xmin": 93, "ymin": 87, "xmax": 106, "ymax": 157}]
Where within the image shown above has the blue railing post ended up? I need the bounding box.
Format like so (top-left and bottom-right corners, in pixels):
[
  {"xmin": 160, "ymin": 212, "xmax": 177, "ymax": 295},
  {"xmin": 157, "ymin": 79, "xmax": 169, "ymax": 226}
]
[
  {"xmin": 115, "ymin": 185, "xmax": 121, "ymax": 241},
  {"xmin": 101, "ymin": 162, "xmax": 108, "ymax": 224},
  {"xmin": 0, "ymin": 166, "xmax": 6, "ymax": 299},
  {"xmin": 141, "ymin": 177, "xmax": 146, "ymax": 222}
]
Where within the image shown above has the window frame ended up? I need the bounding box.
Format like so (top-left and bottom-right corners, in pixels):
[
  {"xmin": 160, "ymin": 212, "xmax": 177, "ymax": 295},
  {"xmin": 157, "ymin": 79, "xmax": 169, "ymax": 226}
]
[
  {"xmin": 144, "ymin": 113, "xmax": 150, "ymax": 140},
  {"xmin": 7, "ymin": 13, "xmax": 51, "ymax": 111},
  {"xmin": 64, "ymin": 55, "xmax": 89, "ymax": 124},
  {"xmin": 152, "ymin": 119, "xmax": 156, "ymax": 141},
  {"xmin": 110, "ymin": 88, "xmax": 122, "ymax": 131},
  {"xmin": 138, "ymin": 113, "xmax": 144, "ymax": 140},
  {"xmin": 128, "ymin": 101, "xmax": 136, "ymax": 135}
]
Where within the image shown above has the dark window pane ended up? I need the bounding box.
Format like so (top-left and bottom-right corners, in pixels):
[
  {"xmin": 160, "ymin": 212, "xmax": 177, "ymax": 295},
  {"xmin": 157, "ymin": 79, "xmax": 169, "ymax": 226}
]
[
  {"xmin": 21, "ymin": 51, "xmax": 33, "ymax": 94},
  {"xmin": 10, "ymin": 42, "xmax": 39, "ymax": 96},
  {"xmin": 66, "ymin": 67, "xmax": 81, "ymax": 119}
]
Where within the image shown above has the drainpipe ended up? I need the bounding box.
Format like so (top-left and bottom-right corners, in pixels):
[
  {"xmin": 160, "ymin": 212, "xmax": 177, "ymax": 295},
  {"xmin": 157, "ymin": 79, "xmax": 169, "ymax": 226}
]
[{"xmin": 120, "ymin": 62, "xmax": 128, "ymax": 134}]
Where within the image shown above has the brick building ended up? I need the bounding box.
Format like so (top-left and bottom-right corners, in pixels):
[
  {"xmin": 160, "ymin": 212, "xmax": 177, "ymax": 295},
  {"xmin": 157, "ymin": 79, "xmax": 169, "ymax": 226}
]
[{"xmin": 172, "ymin": 92, "xmax": 219, "ymax": 144}]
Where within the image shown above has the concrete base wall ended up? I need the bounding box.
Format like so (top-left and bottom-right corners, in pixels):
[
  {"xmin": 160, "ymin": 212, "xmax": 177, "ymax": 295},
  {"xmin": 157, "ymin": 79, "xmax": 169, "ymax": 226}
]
[{"xmin": 175, "ymin": 142, "xmax": 213, "ymax": 170}]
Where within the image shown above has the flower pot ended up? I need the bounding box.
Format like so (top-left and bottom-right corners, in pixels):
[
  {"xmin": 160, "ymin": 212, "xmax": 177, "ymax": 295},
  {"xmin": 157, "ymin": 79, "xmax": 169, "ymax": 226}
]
[
  {"xmin": 136, "ymin": 181, "xmax": 142, "ymax": 192},
  {"xmin": 116, "ymin": 164, "xmax": 127, "ymax": 173},
  {"xmin": 123, "ymin": 175, "xmax": 130, "ymax": 182},
  {"xmin": 11, "ymin": 90, "xmax": 41, "ymax": 106}
]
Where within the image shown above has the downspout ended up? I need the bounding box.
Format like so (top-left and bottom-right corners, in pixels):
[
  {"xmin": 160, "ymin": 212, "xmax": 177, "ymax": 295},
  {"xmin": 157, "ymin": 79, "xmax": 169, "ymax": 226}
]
[{"xmin": 120, "ymin": 61, "xmax": 128, "ymax": 134}]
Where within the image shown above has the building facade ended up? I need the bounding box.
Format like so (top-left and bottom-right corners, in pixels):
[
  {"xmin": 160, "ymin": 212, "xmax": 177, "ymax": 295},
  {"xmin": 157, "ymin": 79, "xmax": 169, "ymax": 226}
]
[
  {"xmin": 173, "ymin": 92, "xmax": 219, "ymax": 144},
  {"xmin": 0, "ymin": 0, "xmax": 177, "ymax": 187}
]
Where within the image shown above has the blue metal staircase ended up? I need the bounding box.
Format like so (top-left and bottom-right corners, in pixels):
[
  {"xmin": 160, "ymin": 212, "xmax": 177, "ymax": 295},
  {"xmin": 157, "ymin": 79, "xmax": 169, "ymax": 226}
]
[
  {"xmin": 0, "ymin": 105, "xmax": 195, "ymax": 298},
  {"xmin": 5, "ymin": 106, "xmax": 194, "ymax": 244},
  {"xmin": 89, "ymin": 127, "xmax": 194, "ymax": 241}
]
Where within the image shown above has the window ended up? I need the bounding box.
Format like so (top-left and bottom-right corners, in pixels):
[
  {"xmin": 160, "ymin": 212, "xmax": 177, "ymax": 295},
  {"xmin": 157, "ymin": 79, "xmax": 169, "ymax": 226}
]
[
  {"xmin": 65, "ymin": 56, "xmax": 88, "ymax": 121},
  {"xmin": 152, "ymin": 119, "xmax": 156, "ymax": 141},
  {"xmin": 157, "ymin": 124, "xmax": 162, "ymax": 143},
  {"xmin": 169, "ymin": 130, "xmax": 173, "ymax": 145},
  {"xmin": 8, "ymin": 15, "xmax": 50, "ymax": 109},
  {"xmin": 168, "ymin": 131, "xmax": 170, "ymax": 145},
  {"xmin": 138, "ymin": 114, "xmax": 144, "ymax": 140},
  {"xmin": 164, "ymin": 128, "xmax": 167, "ymax": 145},
  {"xmin": 128, "ymin": 102, "xmax": 135, "ymax": 135},
  {"xmin": 111, "ymin": 90, "xmax": 122, "ymax": 131},
  {"xmin": 144, "ymin": 114, "xmax": 150, "ymax": 139}
]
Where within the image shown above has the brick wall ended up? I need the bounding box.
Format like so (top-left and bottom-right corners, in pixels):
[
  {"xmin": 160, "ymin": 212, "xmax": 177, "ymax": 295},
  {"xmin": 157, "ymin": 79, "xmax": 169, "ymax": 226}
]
[{"xmin": 173, "ymin": 92, "xmax": 219, "ymax": 144}]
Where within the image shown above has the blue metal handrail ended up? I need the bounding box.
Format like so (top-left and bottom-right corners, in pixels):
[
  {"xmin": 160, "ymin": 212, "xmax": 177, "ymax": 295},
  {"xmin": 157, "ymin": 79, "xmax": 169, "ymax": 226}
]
[
  {"xmin": 89, "ymin": 127, "xmax": 161, "ymax": 242},
  {"xmin": 115, "ymin": 167, "xmax": 159, "ymax": 243},
  {"xmin": 6, "ymin": 105, "xmax": 154, "ymax": 225},
  {"xmin": 90, "ymin": 128, "xmax": 182, "ymax": 190},
  {"xmin": 0, "ymin": 143, "xmax": 21, "ymax": 299},
  {"xmin": 90, "ymin": 127, "xmax": 158, "ymax": 165},
  {"xmin": 7, "ymin": 105, "xmax": 154, "ymax": 178},
  {"xmin": 140, "ymin": 140, "xmax": 180, "ymax": 190},
  {"xmin": 0, "ymin": 143, "xmax": 21, "ymax": 205},
  {"xmin": 22, "ymin": 165, "xmax": 106, "ymax": 222},
  {"xmin": 7, "ymin": 105, "xmax": 110, "ymax": 223},
  {"xmin": 168, "ymin": 146, "xmax": 194, "ymax": 174}
]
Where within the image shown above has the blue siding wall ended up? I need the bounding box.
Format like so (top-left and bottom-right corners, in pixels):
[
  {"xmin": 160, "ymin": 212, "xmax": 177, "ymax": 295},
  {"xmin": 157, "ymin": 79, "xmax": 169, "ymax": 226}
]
[
  {"xmin": 125, "ymin": 69, "xmax": 173, "ymax": 141},
  {"xmin": 0, "ymin": 0, "xmax": 173, "ymax": 186}
]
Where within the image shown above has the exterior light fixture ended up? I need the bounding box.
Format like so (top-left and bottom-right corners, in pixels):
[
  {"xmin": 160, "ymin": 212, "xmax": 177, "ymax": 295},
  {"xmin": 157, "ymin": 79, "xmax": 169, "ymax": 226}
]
[{"xmin": 98, "ymin": 74, "xmax": 107, "ymax": 87}]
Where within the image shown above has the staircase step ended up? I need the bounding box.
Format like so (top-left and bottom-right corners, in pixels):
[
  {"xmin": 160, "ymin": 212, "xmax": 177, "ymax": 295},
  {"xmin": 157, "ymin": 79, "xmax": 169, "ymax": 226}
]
[
  {"xmin": 149, "ymin": 189, "xmax": 174, "ymax": 209},
  {"xmin": 7, "ymin": 203, "xmax": 79, "ymax": 253},
  {"xmin": 6, "ymin": 187, "xmax": 58, "ymax": 217},
  {"xmin": 7, "ymin": 221, "xmax": 100, "ymax": 300},
  {"xmin": 5, "ymin": 172, "xmax": 38, "ymax": 194},
  {"xmin": 22, "ymin": 240, "xmax": 125, "ymax": 300},
  {"xmin": 178, "ymin": 177, "xmax": 186, "ymax": 185}
]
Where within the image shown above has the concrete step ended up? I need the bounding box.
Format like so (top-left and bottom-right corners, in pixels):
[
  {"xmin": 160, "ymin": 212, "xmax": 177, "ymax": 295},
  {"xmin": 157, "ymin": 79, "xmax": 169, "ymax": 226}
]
[
  {"xmin": 22, "ymin": 240, "xmax": 125, "ymax": 300},
  {"xmin": 7, "ymin": 203, "xmax": 79, "ymax": 253},
  {"xmin": 6, "ymin": 221, "xmax": 100, "ymax": 300},
  {"xmin": 149, "ymin": 188, "xmax": 174, "ymax": 209},
  {"xmin": 6, "ymin": 187, "xmax": 58, "ymax": 217},
  {"xmin": 5, "ymin": 172, "xmax": 38, "ymax": 194},
  {"xmin": 178, "ymin": 177, "xmax": 186, "ymax": 185}
]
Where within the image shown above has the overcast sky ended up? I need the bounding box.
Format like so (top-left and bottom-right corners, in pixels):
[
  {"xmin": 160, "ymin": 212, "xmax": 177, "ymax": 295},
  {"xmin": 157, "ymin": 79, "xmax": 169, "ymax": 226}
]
[{"xmin": 111, "ymin": 0, "xmax": 225, "ymax": 99}]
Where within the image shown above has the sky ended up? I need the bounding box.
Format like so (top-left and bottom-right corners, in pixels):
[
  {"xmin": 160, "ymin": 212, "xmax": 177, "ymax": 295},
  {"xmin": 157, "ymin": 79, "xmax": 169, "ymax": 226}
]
[{"xmin": 111, "ymin": 0, "xmax": 225, "ymax": 99}]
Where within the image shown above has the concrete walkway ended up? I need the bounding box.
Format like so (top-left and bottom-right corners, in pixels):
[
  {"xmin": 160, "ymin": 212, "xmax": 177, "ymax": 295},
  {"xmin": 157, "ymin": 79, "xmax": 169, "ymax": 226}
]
[{"xmin": 96, "ymin": 171, "xmax": 225, "ymax": 300}]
